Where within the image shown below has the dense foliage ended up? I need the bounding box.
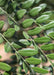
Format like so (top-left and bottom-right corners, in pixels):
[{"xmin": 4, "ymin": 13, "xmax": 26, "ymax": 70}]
[{"xmin": 0, "ymin": 0, "xmax": 54, "ymax": 75}]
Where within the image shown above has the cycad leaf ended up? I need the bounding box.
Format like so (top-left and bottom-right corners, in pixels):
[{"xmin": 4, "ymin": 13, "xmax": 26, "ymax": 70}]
[
  {"xmin": 39, "ymin": 3, "xmax": 47, "ymax": 10},
  {"xmin": 0, "ymin": 0, "xmax": 6, "ymax": 6},
  {"xmin": 8, "ymin": 18, "xmax": 14, "ymax": 25},
  {"xmin": 22, "ymin": 19, "xmax": 34, "ymax": 28},
  {"xmin": 3, "ymin": 28, "xmax": 15, "ymax": 38},
  {"xmin": 0, "ymin": 9, "xmax": 4, "ymax": 15},
  {"xmin": 42, "ymin": 11, "xmax": 54, "ymax": 21},
  {"xmin": 23, "ymin": 31, "xmax": 30, "ymax": 39},
  {"xmin": 41, "ymin": 43, "xmax": 54, "ymax": 50},
  {"xmin": 35, "ymin": 0, "xmax": 41, "ymax": 3},
  {"xmin": 42, "ymin": 11, "xmax": 52, "ymax": 15},
  {"xmin": 22, "ymin": 0, "xmax": 35, "ymax": 9},
  {"xmin": 25, "ymin": 57, "xmax": 41, "ymax": 65},
  {"xmin": 49, "ymin": 32, "xmax": 54, "ymax": 39},
  {"xmin": 0, "ymin": 21, "xmax": 4, "ymax": 29},
  {"xmin": 18, "ymin": 48, "xmax": 38, "ymax": 56},
  {"xmin": 17, "ymin": 9, "xmax": 26, "ymax": 19},
  {"xmin": 11, "ymin": 42, "xmax": 22, "ymax": 49},
  {"xmin": 14, "ymin": 25, "xmax": 20, "ymax": 31},
  {"xmin": 30, "ymin": 7, "xmax": 41, "ymax": 17},
  {"xmin": 4, "ymin": 72, "xmax": 9, "ymax": 75},
  {"xmin": 43, "ymin": 21, "xmax": 54, "ymax": 30},
  {"xmin": 34, "ymin": 36, "xmax": 51, "ymax": 43},
  {"xmin": 28, "ymin": 27, "xmax": 42, "ymax": 35},
  {"xmin": 0, "ymin": 55, "xmax": 2, "ymax": 59},
  {"xmin": 36, "ymin": 15, "xmax": 50, "ymax": 23},
  {"xmin": 19, "ymin": 39, "xmax": 31, "ymax": 46},
  {"xmin": 23, "ymin": 62, "xmax": 28, "ymax": 73},
  {"xmin": 4, "ymin": 43, "xmax": 11, "ymax": 53},
  {"xmin": 32, "ymin": 67, "xmax": 48, "ymax": 74},
  {"xmin": 47, "ymin": 53, "xmax": 54, "ymax": 59},
  {"xmin": 0, "ymin": 36, "xmax": 4, "ymax": 44},
  {"xmin": 0, "ymin": 62, "xmax": 11, "ymax": 71}
]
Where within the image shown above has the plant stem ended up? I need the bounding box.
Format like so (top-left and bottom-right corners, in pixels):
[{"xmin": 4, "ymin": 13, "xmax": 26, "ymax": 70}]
[
  {"xmin": 0, "ymin": 7, "xmax": 35, "ymax": 74},
  {"xmin": 34, "ymin": 22, "xmax": 54, "ymax": 68},
  {"xmin": 0, "ymin": 33, "xmax": 34, "ymax": 75},
  {"xmin": 0, "ymin": 7, "xmax": 18, "ymax": 25},
  {"xmin": 0, "ymin": 7, "xmax": 54, "ymax": 74}
]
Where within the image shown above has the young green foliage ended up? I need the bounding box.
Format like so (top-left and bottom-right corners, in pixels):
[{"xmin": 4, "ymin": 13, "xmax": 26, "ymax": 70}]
[
  {"xmin": 41, "ymin": 43, "xmax": 54, "ymax": 51},
  {"xmin": 30, "ymin": 7, "xmax": 41, "ymax": 17},
  {"xmin": 25, "ymin": 57, "xmax": 42, "ymax": 65},
  {"xmin": 0, "ymin": 21, "xmax": 4, "ymax": 29},
  {"xmin": 4, "ymin": 42, "xmax": 11, "ymax": 53},
  {"xmin": 32, "ymin": 67, "xmax": 48, "ymax": 74},
  {"xmin": 49, "ymin": 32, "xmax": 54, "ymax": 39},
  {"xmin": 18, "ymin": 48, "xmax": 38, "ymax": 56},
  {"xmin": 17, "ymin": 9, "xmax": 26, "ymax": 19},
  {"xmin": 0, "ymin": 62, "xmax": 11, "ymax": 71},
  {"xmin": 22, "ymin": 0, "xmax": 35, "ymax": 9},
  {"xmin": 36, "ymin": 15, "xmax": 50, "ymax": 23},
  {"xmin": 34, "ymin": 36, "xmax": 51, "ymax": 43},
  {"xmin": 28, "ymin": 27, "xmax": 43, "ymax": 35},
  {"xmin": 0, "ymin": 0, "xmax": 54, "ymax": 75},
  {"xmin": 22, "ymin": 19, "xmax": 34, "ymax": 28},
  {"xmin": 3, "ymin": 28, "xmax": 15, "ymax": 38}
]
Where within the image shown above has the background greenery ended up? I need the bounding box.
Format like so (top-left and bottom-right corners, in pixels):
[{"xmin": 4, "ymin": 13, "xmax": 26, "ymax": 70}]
[{"xmin": 0, "ymin": 0, "xmax": 54, "ymax": 75}]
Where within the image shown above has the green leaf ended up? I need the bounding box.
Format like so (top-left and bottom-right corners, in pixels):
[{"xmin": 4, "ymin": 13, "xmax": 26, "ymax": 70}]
[
  {"xmin": 39, "ymin": 3, "xmax": 47, "ymax": 10},
  {"xmin": 49, "ymin": 11, "xmax": 54, "ymax": 21},
  {"xmin": 4, "ymin": 43, "xmax": 11, "ymax": 53},
  {"xmin": 19, "ymin": 39, "xmax": 31, "ymax": 46},
  {"xmin": 0, "ymin": 0, "xmax": 6, "ymax": 6},
  {"xmin": 0, "ymin": 9, "xmax": 4, "ymax": 15},
  {"xmin": 23, "ymin": 62, "xmax": 28, "ymax": 73},
  {"xmin": 42, "ymin": 11, "xmax": 52, "ymax": 15},
  {"xmin": 33, "ymin": 43, "xmax": 38, "ymax": 51},
  {"xmin": 14, "ymin": 25, "xmax": 20, "ymax": 31},
  {"xmin": 0, "ymin": 55, "xmax": 2, "ymax": 59},
  {"xmin": 43, "ymin": 21, "xmax": 54, "ymax": 30},
  {"xmin": 12, "ymin": 1, "xmax": 18, "ymax": 10},
  {"xmin": 35, "ymin": 0, "xmax": 41, "ymax": 3},
  {"xmin": 17, "ymin": 9, "xmax": 26, "ymax": 19},
  {"xmin": 3, "ymin": 28, "xmax": 15, "ymax": 38},
  {"xmin": 47, "ymin": 53, "xmax": 54, "ymax": 59},
  {"xmin": 0, "ymin": 36, "xmax": 4, "ymax": 44},
  {"xmin": 32, "ymin": 67, "xmax": 48, "ymax": 74},
  {"xmin": 8, "ymin": 18, "xmax": 14, "ymax": 25},
  {"xmin": 4, "ymin": 72, "xmax": 9, "ymax": 75},
  {"xmin": 0, "ymin": 21, "xmax": 4, "ymax": 29},
  {"xmin": 22, "ymin": 0, "xmax": 35, "ymax": 9},
  {"xmin": 40, "ymin": 43, "xmax": 54, "ymax": 51},
  {"xmin": 0, "ymin": 62, "xmax": 11, "ymax": 71},
  {"xmin": 36, "ymin": 15, "xmax": 50, "ymax": 23},
  {"xmin": 34, "ymin": 36, "xmax": 51, "ymax": 43},
  {"xmin": 18, "ymin": 66, "xmax": 21, "ymax": 73},
  {"xmin": 18, "ymin": 48, "xmax": 38, "ymax": 56},
  {"xmin": 27, "ymin": 27, "xmax": 43, "ymax": 35},
  {"xmin": 25, "ymin": 57, "xmax": 41, "ymax": 65},
  {"xmin": 11, "ymin": 42, "xmax": 22, "ymax": 49},
  {"xmin": 23, "ymin": 31, "xmax": 30, "ymax": 39},
  {"xmin": 30, "ymin": 7, "xmax": 41, "ymax": 17},
  {"xmin": 49, "ymin": 32, "xmax": 54, "ymax": 39},
  {"xmin": 42, "ymin": 11, "xmax": 54, "ymax": 21},
  {"xmin": 22, "ymin": 19, "xmax": 34, "ymax": 28}
]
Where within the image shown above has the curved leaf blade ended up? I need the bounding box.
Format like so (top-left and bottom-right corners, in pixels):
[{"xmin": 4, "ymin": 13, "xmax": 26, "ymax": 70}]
[
  {"xmin": 18, "ymin": 48, "xmax": 38, "ymax": 56},
  {"xmin": 40, "ymin": 43, "xmax": 54, "ymax": 51},
  {"xmin": 0, "ymin": 62, "xmax": 11, "ymax": 71},
  {"xmin": 25, "ymin": 57, "xmax": 41, "ymax": 65},
  {"xmin": 47, "ymin": 53, "xmax": 54, "ymax": 59},
  {"xmin": 32, "ymin": 67, "xmax": 48, "ymax": 74}
]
